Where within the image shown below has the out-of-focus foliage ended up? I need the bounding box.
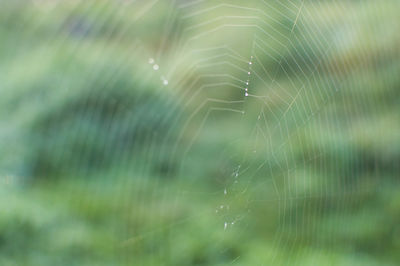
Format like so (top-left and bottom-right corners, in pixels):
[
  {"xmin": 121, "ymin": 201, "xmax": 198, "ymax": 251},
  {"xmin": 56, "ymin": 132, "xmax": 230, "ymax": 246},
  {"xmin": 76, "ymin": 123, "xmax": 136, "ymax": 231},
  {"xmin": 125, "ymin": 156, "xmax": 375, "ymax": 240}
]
[{"xmin": 0, "ymin": 1, "xmax": 399, "ymax": 265}]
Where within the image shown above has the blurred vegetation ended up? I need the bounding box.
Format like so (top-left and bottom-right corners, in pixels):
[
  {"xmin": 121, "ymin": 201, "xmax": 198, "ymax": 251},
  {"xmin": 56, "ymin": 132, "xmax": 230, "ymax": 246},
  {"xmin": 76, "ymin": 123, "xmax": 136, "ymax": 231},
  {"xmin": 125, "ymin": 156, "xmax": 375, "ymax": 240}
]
[{"xmin": 0, "ymin": 1, "xmax": 399, "ymax": 266}]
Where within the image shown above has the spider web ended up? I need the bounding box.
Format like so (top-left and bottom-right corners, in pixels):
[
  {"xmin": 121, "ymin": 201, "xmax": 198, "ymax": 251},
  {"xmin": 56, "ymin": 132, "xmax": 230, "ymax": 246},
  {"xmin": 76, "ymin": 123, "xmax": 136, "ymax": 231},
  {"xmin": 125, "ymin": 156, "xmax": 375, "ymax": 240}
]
[{"xmin": 1, "ymin": 0, "xmax": 399, "ymax": 265}]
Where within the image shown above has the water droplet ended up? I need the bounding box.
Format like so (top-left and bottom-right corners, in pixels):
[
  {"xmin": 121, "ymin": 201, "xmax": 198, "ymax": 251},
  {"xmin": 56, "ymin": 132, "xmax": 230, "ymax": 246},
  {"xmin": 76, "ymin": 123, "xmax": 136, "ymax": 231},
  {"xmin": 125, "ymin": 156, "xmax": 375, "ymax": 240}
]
[
  {"xmin": 220, "ymin": 205, "xmax": 224, "ymax": 209},
  {"xmin": 245, "ymin": 92, "xmax": 248, "ymax": 97},
  {"xmin": 148, "ymin": 58, "xmax": 155, "ymax": 64},
  {"xmin": 248, "ymin": 72, "xmax": 251, "ymax": 75},
  {"xmin": 246, "ymin": 82, "xmax": 249, "ymax": 85},
  {"xmin": 224, "ymin": 222, "xmax": 228, "ymax": 230},
  {"xmin": 249, "ymin": 62, "xmax": 252, "ymax": 65},
  {"xmin": 163, "ymin": 79, "xmax": 168, "ymax": 85},
  {"xmin": 224, "ymin": 188, "xmax": 227, "ymax": 195},
  {"xmin": 153, "ymin": 64, "xmax": 159, "ymax": 70},
  {"xmin": 245, "ymin": 88, "xmax": 248, "ymax": 91}
]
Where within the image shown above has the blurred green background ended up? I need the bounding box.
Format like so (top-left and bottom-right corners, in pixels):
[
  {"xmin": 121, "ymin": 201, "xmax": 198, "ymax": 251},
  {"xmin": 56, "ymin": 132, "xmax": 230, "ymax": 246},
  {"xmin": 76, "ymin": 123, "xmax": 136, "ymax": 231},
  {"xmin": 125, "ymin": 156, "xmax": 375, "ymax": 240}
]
[{"xmin": 0, "ymin": 0, "xmax": 399, "ymax": 265}]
